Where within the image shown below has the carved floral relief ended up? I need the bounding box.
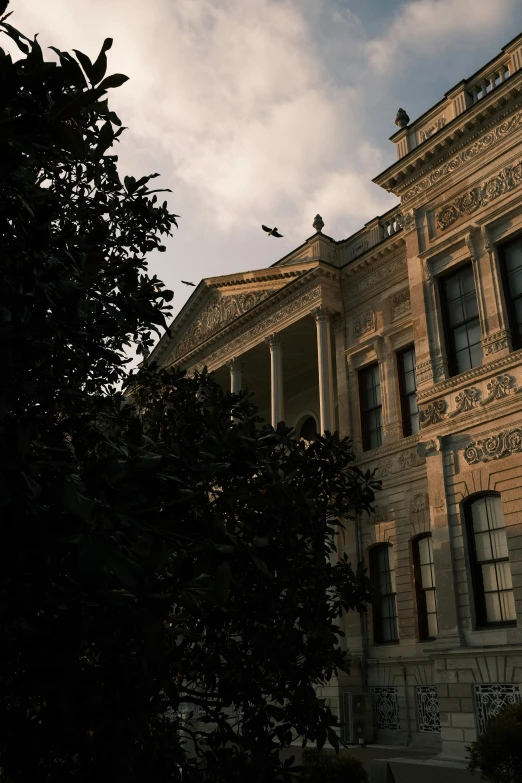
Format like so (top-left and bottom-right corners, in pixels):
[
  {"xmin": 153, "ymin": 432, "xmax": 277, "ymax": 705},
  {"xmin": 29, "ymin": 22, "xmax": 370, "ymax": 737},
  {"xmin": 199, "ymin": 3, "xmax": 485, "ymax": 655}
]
[
  {"xmin": 171, "ymin": 290, "xmax": 275, "ymax": 361},
  {"xmin": 402, "ymin": 109, "xmax": 522, "ymax": 203},
  {"xmin": 352, "ymin": 309, "xmax": 375, "ymax": 339},
  {"xmin": 392, "ymin": 289, "xmax": 411, "ymax": 320},
  {"xmin": 464, "ymin": 428, "xmax": 522, "ymax": 465},
  {"xmin": 436, "ymin": 160, "xmax": 522, "ymax": 231}
]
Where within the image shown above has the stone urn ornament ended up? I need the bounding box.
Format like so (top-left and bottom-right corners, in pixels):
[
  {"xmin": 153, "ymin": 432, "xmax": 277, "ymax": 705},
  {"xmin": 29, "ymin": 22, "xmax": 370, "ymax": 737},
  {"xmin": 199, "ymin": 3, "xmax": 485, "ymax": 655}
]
[
  {"xmin": 395, "ymin": 108, "xmax": 410, "ymax": 128},
  {"xmin": 313, "ymin": 214, "xmax": 324, "ymax": 233}
]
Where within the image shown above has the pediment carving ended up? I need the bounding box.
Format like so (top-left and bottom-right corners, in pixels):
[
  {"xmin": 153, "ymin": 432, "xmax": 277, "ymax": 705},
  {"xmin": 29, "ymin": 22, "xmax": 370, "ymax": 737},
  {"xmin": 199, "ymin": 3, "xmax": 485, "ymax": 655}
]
[{"xmin": 170, "ymin": 290, "xmax": 275, "ymax": 361}]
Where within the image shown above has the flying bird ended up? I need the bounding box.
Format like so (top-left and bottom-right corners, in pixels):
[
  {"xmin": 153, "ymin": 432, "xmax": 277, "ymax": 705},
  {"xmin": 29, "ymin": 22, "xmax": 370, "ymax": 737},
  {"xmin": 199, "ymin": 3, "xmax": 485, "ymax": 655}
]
[
  {"xmin": 181, "ymin": 280, "xmax": 196, "ymax": 286},
  {"xmin": 262, "ymin": 225, "xmax": 283, "ymax": 238}
]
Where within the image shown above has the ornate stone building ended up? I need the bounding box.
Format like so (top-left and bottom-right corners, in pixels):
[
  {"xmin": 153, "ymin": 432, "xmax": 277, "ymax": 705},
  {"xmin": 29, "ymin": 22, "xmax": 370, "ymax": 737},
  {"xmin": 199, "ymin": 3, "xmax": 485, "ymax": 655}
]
[{"xmin": 150, "ymin": 34, "xmax": 522, "ymax": 760}]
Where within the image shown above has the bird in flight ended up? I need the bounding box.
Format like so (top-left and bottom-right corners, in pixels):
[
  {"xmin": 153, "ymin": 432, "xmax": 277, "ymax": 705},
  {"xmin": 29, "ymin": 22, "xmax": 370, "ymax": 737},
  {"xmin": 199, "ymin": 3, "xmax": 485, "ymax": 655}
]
[
  {"xmin": 262, "ymin": 225, "xmax": 283, "ymax": 237},
  {"xmin": 181, "ymin": 280, "xmax": 196, "ymax": 286}
]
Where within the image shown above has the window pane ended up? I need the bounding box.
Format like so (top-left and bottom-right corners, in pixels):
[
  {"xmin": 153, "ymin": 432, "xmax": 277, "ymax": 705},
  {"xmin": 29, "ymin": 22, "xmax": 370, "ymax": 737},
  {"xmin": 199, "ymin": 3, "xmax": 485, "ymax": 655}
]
[
  {"xmin": 474, "ymin": 531, "xmax": 493, "ymax": 562},
  {"xmin": 472, "ymin": 498, "xmax": 489, "ymax": 532},
  {"xmin": 485, "ymin": 592, "xmax": 502, "ymax": 623},
  {"xmin": 427, "ymin": 612, "xmax": 439, "ymax": 638},
  {"xmin": 425, "ymin": 590, "xmax": 437, "ymax": 614},
  {"xmin": 496, "ymin": 561, "xmax": 513, "ymax": 591},
  {"xmin": 490, "ymin": 529, "xmax": 509, "ymax": 559},
  {"xmin": 482, "ymin": 564, "xmax": 498, "ymax": 592},
  {"xmin": 486, "ymin": 496, "xmax": 504, "ymax": 528},
  {"xmin": 443, "ymin": 265, "xmax": 482, "ymax": 376},
  {"xmin": 420, "ymin": 564, "xmax": 434, "ymax": 588},
  {"xmin": 500, "ymin": 590, "xmax": 516, "ymax": 622}
]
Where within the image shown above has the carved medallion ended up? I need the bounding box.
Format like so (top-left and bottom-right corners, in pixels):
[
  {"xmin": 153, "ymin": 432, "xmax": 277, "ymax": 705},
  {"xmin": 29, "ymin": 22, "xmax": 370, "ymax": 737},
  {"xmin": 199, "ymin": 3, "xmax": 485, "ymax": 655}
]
[{"xmin": 463, "ymin": 427, "xmax": 522, "ymax": 465}]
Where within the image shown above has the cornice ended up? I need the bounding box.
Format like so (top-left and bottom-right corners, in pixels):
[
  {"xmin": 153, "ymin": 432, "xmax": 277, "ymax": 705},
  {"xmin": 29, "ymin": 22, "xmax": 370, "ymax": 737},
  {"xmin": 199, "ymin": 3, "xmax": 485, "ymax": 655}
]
[
  {"xmin": 417, "ymin": 348, "xmax": 522, "ymax": 401},
  {"xmin": 341, "ymin": 237, "xmax": 405, "ymax": 278},
  {"xmin": 166, "ymin": 265, "xmax": 339, "ymax": 369},
  {"xmin": 374, "ymin": 72, "xmax": 522, "ymax": 195}
]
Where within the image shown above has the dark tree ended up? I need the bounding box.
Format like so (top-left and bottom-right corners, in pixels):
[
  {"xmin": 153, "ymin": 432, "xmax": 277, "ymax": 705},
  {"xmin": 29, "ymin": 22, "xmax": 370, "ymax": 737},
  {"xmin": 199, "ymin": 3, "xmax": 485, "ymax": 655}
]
[{"xmin": 0, "ymin": 21, "xmax": 378, "ymax": 782}]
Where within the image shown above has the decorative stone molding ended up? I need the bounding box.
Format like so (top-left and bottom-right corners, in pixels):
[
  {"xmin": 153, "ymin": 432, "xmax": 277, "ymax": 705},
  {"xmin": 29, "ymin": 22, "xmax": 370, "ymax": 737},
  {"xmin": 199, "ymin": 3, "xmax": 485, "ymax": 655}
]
[
  {"xmin": 482, "ymin": 329, "xmax": 510, "ymax": 355},
  {"xmin": 417, "ymin": 438, "xmax": 442, "ymax": 455},
  {"xmin": 372, "ymin": 448, "xmax": 426, "ymax": 479},
  {"xmin": 349, "ymin": 238, "xmax": 369, "ymax": 260},
  {"xmin": 436, "ymin": 159, "xmax": 522, "ymax": 232},
  {"xmin": 170, "ymin": 290, "xmax": 275, "ymax": 362},
  {"xmin": 416, "ymin": 359, "xmax": 434, "ymax": 385},
  {"xmin": 391, "ymin": 289, "xmax": 411, "ymax": 320},
  {"xmin": 352, "ymin": 309, "xmax": 375, "ymax": 339},
  {"xmin": 349, "ymin": 253, "xmax": 407, "ymax": 296},
  {"xmin": 432, "ymin": 356, "xmax": 446, "ymax": 382},
  {"xmin": 409, "ymin": 492, "xmax": 429, "ymax": 513},
  {"xmin": 416, "ymin": 347, "xmax": 522, "ymax": 401},
  {"xmin": 422, "ymin": 259, "xmax": 433, "ymax": 286},
  {"xmin": 401, "ymin": 107, "xmax": 522, "ymax": 204},
  {"xmin": 397, "ymin": 209, "xmax": 416, "ymax": 233},
  {"xmin": 419, "ymin": 400, "xmax": 447, "ymax": 428},
  {"xmin": 481, "ymin": 373, "xmax": 518, "ymax": 404},
  {"xmin": 449, "ymin": 387, "xmax": 481, "ymax": 416},
  {"xmin": 186, "ymin": 284, "xmax": 323, "ymax": 370},
  {"xmin": 482, "ymin": 225, "xmax": 493, "ymax": 253},
  {"xmin": 463, "ymin": 426, "xmax": 522, "ymax": 465},
  {"xmin": 419, "ymin": 117, "xmax": 446, "ymax": 143}
]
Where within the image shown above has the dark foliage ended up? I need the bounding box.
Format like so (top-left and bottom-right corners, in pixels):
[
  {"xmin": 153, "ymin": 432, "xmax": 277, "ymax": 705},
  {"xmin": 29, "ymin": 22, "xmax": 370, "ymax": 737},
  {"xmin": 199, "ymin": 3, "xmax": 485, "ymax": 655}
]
[
  {"xmin": 467, "ymin": 703, "xmax": 522, "ymax": 782},
  {"xmin": 0, "ymin": 21, "xmax": 379, "ymax": 782},
  {"xmin": 301, "ymin": 748, "xmax": 368, "ymax": 783}
]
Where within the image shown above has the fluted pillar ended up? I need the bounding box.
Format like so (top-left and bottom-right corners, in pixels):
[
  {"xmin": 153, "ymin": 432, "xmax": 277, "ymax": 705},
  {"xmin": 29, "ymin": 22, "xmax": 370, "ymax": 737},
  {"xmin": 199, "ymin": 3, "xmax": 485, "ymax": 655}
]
[
  {"xmin": 227, "ymin": 358, "xmax": 243, "ymax": 394},
  {"xmin": 313, "ymin": 307, "xmax": 335, "ymax": 434},
  {"xmin": 265, "ymin": 334, "xmax": 284, "ymax": 427}
]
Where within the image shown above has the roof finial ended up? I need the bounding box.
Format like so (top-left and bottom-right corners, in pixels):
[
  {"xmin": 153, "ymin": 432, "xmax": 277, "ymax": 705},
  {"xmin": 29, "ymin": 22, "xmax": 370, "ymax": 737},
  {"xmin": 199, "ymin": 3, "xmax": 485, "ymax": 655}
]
[
  {"xmin": 395, "ymin": 108, "xmax": 410, "ymax": 128},
  {"xmin": 313, "ymin": 214, "xmax": 324, "ymax": 233}
]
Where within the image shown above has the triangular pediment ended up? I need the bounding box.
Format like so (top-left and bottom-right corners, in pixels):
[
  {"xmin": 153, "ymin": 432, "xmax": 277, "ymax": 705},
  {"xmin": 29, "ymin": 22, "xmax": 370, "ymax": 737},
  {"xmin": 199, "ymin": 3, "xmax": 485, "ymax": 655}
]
[{"xmin": 150, "ymin": 263, "xmax": 315, "ymax": 367}]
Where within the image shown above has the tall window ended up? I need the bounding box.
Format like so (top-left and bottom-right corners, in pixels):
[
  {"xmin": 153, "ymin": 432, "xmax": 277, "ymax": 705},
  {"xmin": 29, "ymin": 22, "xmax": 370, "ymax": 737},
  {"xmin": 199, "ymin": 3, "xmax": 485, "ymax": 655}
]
[
  {"xmin": 466, "ymin": 494, "xmax": 516, "ymax": 627},
  {"xmin": 370, "ymin": 544, "xmax": 399, "ymax": 643},
  {"xmin": 398, "ymin": 346, "xmax": 419, "ymax": 436},
  {"xmin": 359, "ymin": 363, "xmax": 382, "ymax": 451},
  {"xmin": 413, "ymin": 535, "xmax": 438, "ymax": 640},
  {"xmin": 500, "ymin": 237, "xmax": 522, "ymax": 349},
  {"xmin": 440, "ymin": 264, "xmax": 483, "ymax": 375}
]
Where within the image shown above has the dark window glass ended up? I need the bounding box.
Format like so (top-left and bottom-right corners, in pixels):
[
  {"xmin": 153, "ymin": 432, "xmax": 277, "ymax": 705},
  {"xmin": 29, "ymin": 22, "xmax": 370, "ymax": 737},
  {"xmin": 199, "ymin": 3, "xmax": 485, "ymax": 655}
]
[
  {"xmin": 359, "ymin": 363, "xmax": 382, "ymax": 451},
  {"xmin": 413, "ymin": 535, "xmax": 438, "ymax": 640},
  {"xmin": 466, "ymin": 495, "xmax": 515, "ymax": 627},
  {"xmin": 398, "ymin": 346, "xmax": 419, "ymax": 437},
  {"xmin": 501, "ymin": 238, "xmax": 522, "ymax": 349},
  {"xmin": 370, "ymin": 544, "xmax": 399, "ymax": 643},
  {"xmin": 441, "ymin": 264, "xmax": 483, "ymax": 375}
]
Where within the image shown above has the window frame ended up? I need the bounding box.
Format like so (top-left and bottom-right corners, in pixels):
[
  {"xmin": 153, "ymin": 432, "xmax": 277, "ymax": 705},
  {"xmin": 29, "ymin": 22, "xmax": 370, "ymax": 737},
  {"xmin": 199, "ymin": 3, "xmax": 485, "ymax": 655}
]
[
  {"xmin": 465, "ymin": 493, "xmax": 516, "ymax": 629},
  {"xmin": 439, "ymin": 262, "xmax": 483, "ymax": 377},
  {"xmin": 359, "ymin": 362, "xmax": 383, "ymax": 452},
  {"xmin": 498, "ymin": 235, "xmax": 522, "ymax": 350},
  {"xmin": 369, "ymin": 543, "xmax": 399, "ymax": 645},
  {"xmin": 412, "ymin": 534, "xmax": 438, "ymax": 641},
  {"xmin": 397, "ymin": 344, "xmax": 419, "ymax": 438}
]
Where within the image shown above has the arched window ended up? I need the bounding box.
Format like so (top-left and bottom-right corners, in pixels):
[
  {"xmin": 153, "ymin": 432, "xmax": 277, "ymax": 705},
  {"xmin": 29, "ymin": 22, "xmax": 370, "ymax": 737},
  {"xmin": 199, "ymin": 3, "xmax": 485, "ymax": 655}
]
[
  {"xmin": 412, "ymin": 534, "xmax": 438, "ymax": 640},
  {"xmin": 299, "ymin": 416, "xmax": 317, "ymax": 441},
  {"xmin": 466, "ymin": 494, "xmax": 515, "ymax": 627},
  {"xmin": 369, "ymin": 544, "xmax": 399, "ymax": 643}
]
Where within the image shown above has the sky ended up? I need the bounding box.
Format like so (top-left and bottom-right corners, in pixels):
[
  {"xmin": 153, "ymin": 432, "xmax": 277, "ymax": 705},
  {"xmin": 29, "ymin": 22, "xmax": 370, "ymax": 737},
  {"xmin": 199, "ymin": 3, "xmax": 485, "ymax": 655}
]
[{"xmin": 7, "ymin": 0, "xmax": 522, "ymax": 322}]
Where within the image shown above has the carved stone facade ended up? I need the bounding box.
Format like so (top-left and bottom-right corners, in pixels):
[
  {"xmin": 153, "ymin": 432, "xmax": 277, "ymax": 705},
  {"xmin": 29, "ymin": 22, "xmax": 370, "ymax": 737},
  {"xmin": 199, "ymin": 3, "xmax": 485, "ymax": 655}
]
[{"xmin": 149, "ymin": 33, "xmax": 522, "ymax": 768}]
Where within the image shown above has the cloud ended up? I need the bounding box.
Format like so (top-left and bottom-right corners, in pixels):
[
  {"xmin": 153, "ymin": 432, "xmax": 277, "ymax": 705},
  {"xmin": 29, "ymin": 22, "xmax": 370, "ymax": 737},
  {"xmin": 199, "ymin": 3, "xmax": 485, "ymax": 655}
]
[
  {"xmin": 10, "ymin": 0, "xmax": 394, "ymax": 243},
  {"xmin": 366, "ymin": 0, "xmax": 518, "ymax": 74},
  {"xmin": 8, "ymin": 0, "xmax": 522, "ymax": 267}
]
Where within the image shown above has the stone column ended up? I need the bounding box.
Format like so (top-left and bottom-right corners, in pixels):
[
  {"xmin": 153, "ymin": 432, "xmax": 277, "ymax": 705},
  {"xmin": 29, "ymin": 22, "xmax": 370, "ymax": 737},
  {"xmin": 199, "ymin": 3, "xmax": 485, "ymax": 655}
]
[
  {"xmin": 265, "ymin": 334, "xmax": 284, "ymax": 427},
  {"xmin": 227, "ymin": 358, "xmax": 243, "ymax": 394},
  {"xmin": 313, "ymin": 307, "xmax": 335, "ymax": 434}
]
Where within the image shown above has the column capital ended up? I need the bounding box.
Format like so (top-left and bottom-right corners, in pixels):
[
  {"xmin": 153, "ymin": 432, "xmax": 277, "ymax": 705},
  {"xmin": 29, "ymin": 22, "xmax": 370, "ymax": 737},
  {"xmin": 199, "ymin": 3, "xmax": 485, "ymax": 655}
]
[
  {"xmin": 311, "ymin": 305, "xmax": 336, "ymax": 323},
  {"xmin": 265, "ymin": 332, "xmax": 283, "ymax": 349},
  {"xmin": 227, "ymin": 357, "xmax": 244, "ymax": 371}
]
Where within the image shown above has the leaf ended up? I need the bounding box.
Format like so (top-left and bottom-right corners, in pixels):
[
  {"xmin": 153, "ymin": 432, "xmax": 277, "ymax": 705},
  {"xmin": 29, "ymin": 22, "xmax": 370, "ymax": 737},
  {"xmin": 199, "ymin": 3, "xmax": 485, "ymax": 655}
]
[
  {"xmin": 98, "ymin": 73, "xmax": 129, "ymax": 90},
  {"xmin": 94, "ymin": 120, "xmax": 114, "ymax": 160},
  {"xmin": 214, "ymin": 561, "xmax": 232, "ymax": 604},
  {"xmin": 83, "ymin": 248, "xmax": 104, "ymax": 279},
  {"xmin": 91, "ymin": 38, "xmax": 112, "ymax": 84},
  {"xmin": 73, "ymin": 49, "xmax": 94, "ymax": 82}
]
